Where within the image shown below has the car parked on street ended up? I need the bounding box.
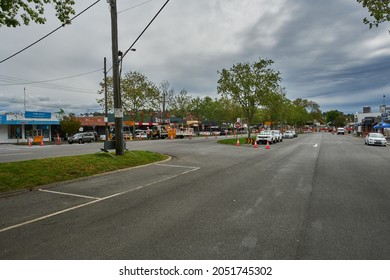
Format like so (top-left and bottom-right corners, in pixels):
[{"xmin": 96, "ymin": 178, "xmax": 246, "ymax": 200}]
[
  {"xmin": 271, "ymin": 130, "xmax": 283, "ymax": 142},
  {"xmin": 365, "ymin": 132, "xmax": 387, "ymax": 146},
  {"xmin": 256, "ymin": 130, "xmax": 276, "ymax": 144},
  {"xmin": 283, "ymin": 130, "xmax": 294, "ymax": 139},
  {"xmin": 68, "ymin": 132, "xmax": 96, "ymax": 144}
]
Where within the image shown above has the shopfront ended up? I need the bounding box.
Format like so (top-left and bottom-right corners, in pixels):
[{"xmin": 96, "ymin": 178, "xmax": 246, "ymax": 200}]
[{"xmin": 0, "ymin": 111, "xmax": 60, "ymax": 144}]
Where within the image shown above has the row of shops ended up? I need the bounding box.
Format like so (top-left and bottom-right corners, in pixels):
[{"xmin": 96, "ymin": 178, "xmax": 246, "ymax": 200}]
[{"xmin": 0, "ymin": 111, "xmax": 204, "ymax": 144}]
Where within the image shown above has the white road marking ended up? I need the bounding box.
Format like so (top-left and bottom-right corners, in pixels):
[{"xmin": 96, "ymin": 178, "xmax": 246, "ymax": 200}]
[
  {"xmin": 0, "ymin": 165, "xmax": 200, "ymax": 233},
  {"xmin": 38, "ymin": 189, "xmax": 101, "ymax": 200}
]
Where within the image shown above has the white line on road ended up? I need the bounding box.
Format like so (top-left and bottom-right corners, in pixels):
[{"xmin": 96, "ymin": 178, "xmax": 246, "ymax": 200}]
[
  {"xmin": 38, "ymin": 189, "xmax": 101, "ymax": 200},
  {"xmin": 0, "ymin": 165, "xmax": 200, "ymax": 234}
]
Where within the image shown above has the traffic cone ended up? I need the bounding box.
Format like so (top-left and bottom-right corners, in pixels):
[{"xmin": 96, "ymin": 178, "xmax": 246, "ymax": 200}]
[
  {"xmin": 253, "ymin": 140, "xmax": 258, "ymax": 148},
  {"xmin": 265, "ymin": 141, "xmax": 270, "ymax": 149},
  {"xmin": 28, "ymin": 138, "xmax": 32, "ymax": 147},
  {"xmin": 236, "ymin": 139, "xmax": 240, "ymax": 146},
  {"xmin": 40, "ymin": 138, "xmax": 44, "ymax": 146}
]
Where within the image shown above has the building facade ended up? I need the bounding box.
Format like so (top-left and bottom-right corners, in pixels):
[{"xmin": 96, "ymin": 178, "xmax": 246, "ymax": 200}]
[{"xmin": 0, "ymin": 111, "xmax": 60, "ymax": 144}]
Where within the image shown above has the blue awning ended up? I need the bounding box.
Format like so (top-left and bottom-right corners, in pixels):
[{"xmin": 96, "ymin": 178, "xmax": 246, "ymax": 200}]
[{"xmin": 373, "ymin": 121, "xmax": 390, "ymax": 129}]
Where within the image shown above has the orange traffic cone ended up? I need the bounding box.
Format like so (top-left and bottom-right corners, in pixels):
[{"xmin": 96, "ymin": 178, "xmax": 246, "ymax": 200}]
[
  {"xmin": 253, "ymin": 140, "xmax": 258, "ymax": 148},
  {"xmin": 236, "ymin": 139, "xmax": 240, "ymax": 146},
  {"xmin": 40, "ymin": 138, "xmax": 44, "ymax": 146},
  {"xmin": 265, "ymin": 141, "xmax": 270, "ymax": 149}
]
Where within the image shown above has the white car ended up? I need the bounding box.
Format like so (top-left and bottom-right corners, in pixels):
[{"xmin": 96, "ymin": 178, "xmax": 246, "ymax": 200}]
[
  {"xmin": 365, "ymin": 132, "xmax": 387, "ymax": 146},
  {"xmin": 271, "ymin": 130, "xmax": 283, "ymax": 142},
  {"xmin": 256, "ymin": 130, "xmax": 276, "ymax": 144},
  {"xmin": 283, "ymin": 130, "xmax": 294, "ymax": 139}
]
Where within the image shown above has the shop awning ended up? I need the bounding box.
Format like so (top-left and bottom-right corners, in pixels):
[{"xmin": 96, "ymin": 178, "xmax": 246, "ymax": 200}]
[{"xmin": 373, "ymin": 121, "xmax": 390, "ymax": 129}]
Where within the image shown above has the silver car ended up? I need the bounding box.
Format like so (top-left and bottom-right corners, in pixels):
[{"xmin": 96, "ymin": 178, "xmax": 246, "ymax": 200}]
[{"xmin": 68, "ymin": 132, "xmax": 95, "ymax": 144}]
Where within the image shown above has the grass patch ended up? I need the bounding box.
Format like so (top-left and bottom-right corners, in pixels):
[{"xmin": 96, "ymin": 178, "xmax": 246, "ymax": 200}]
[
  {"xmin": 0, "ymin": 150, "xmax": 168, "ymax": 193},
  {"xmin": 218, "ymin": 137, "xmax": 255, "ymax": 145}
]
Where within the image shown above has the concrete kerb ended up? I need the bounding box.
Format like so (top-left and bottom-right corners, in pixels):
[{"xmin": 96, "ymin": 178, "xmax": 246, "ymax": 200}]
[{"xmin": 0, "ymin": 155, "xmax": 172, "ymax": 199}]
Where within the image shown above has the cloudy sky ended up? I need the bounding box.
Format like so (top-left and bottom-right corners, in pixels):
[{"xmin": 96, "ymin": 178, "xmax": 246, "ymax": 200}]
[{"xmin": 1, "ymin": 0, "xmax": 390, "ymax": 115}]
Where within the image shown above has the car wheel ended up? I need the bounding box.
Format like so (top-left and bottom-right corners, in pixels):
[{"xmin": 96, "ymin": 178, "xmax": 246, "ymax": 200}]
[{"xmin": 78, "ymin": 139, "xmax": 83, "ymax": 144}]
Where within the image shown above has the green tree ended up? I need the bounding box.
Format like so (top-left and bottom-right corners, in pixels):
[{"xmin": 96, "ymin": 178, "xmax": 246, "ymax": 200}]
[
  {"xmin": 97, "ymin": 71, "xmax": 159, "ymax": 135},
  {"xmin": 0, "ymin": 0, "xmax": 75, "ymax": 27},
  {"xmin": 262, "ymin": 87, "xmax": 289, "ymax": 128},
  {"xmin": 60, "ymin": 113, "xmax": 80, "ymax": 136},
  {"xmin": 356, "ymin": 0, "xmax": 390, "ymax": 29},
  {"xmin": 217, "ymin": 58, "xmax": 282, "ymax": 137},
  {"xmin": 325, "ymin": 110, "xmax": 343, "ymax": 125}
]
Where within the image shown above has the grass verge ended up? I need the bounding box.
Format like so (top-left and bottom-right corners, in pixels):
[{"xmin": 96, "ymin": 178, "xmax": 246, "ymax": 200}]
[
  {"xmin": 218, "ymin": 137, "xmax": 255, "ymax": 145},
  {"xmin": 0, "ymin": 150, "xmax": 168, "ymax": 193}
]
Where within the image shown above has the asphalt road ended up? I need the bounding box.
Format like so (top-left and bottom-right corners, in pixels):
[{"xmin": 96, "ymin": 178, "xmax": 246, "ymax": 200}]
[{"xmin": 0, "ymin": 133, "xmax": 389, "ymax": 259}]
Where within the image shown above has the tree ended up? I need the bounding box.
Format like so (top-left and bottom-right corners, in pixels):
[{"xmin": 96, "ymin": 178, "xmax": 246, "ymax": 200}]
[
  {"xmin": 170, "ymin": 89, "xmax": 192, "ymax": 120},
  {"xmin": 356, "ymin": 0, "xmax": 390, "ymax": 29},
  {"xmin": 0, "ymin": 0, "xmax": 75, "ymax": 27},
  {"xmin": 262, "ymin": 87, "xmax": 289, "ymax": 128},
  {"xmin": 159, "ymin": 80, "xmax": 174, "ymax": 121},
  {"xmin": 97, "ymin": 71, "xmax": 160, "ymax": 135},
  {"xmin": 60, "ymin": 113, "xmax": 80, "ymax": 136},
  {"xmin": 325, "ymin": 110, "xmax": 343, "ymax": 125},
  {"xmin": 217, "ymin": 58, "xmax": 282, "ymax": 137}
]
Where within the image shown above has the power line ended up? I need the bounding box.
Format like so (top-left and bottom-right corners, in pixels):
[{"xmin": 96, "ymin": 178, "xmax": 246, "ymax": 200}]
[
  {"xmin": 0, "ymin": 96, "xmax": 101, "ymax": 111},
  {"xmin": 0, "ymin": 0, "xmax": 101, "ymax": 64},
  {"xmin": 0, "ymin": 69, "xmax": 102, "ymax": 94},
  {"xmin": 121, "ymin": 0, "xmax": 171, "ymax": 61},
  {"xmin": 118, "ymin": 0, "xmax": 155, "ymax": 14}
]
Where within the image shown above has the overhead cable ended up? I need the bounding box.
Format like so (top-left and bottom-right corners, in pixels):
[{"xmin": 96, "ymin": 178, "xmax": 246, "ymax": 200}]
[{"xmin": 0, "ymin": 0, "xmax": 101, "ymax": 64}]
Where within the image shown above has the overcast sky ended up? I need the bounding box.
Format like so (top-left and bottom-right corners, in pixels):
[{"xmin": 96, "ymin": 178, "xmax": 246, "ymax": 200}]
[{"xmin": 1, "ymin": 0, "xmax": 390, "ymax": 116}]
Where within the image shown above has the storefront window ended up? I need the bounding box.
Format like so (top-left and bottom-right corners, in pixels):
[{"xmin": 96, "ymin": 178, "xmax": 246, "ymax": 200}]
[
  {"xmin": 8, "ymin": 125, "xmax": 22, "ymax": 139},
  {"xmin": 24, "ymin": 125, "xmax": 33, "ymax": 138},
  {"xmin": 37, "ymin": 125, "xmax": 50, "ymax": 138}
]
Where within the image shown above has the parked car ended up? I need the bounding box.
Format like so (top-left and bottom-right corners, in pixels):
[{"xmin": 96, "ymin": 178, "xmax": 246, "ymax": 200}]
[
  {"xmin": 68, "ymin": 132, "xmax": 95, "ymax": 144},
  {"xmin": 271, "ymin": 130, "xmax": 283, "ymax": 142},
  {"xmin": 291, "ymin": 130, "xmax": 297, "ymax": 137},
  {"xmin": 365, "ymin": 132, "xmax": 387, "ymax": 146},
  {"xmin": 256, "ymin": 130, "xmax": 276, "ymax": 144},
  {"xmin": 283, "ymin": 130, "xmax": 294, "ymax": 139},
  {"xmin": 134, "ymin": 130, "xmax": 148, "ymax": 139}
]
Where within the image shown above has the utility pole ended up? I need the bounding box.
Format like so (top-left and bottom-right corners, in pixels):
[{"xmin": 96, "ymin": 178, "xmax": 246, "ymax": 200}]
[
  {"xmin": 104, "ymin": 57, "xmax": 108, "ymax": 142},
  {"xmin": 108, "ymin": 0, "xmax": 124, "ymax": 155}
]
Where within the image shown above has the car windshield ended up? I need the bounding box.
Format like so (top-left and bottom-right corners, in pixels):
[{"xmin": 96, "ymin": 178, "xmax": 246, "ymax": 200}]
[
  {"xmin": 369, "ymin": 133, "xmax": 384, "ymax": 138},
  {"xmin": 260, "ymin": 131, "xmax": 272, "ymax": 135}
]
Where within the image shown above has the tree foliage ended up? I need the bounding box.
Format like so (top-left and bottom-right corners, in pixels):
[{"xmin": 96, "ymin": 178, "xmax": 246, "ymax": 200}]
[
  {"xmin": 0, "ymin": 0, "xmax": 75, "ymax": 27},
  {"xmin": 217, "ymin": 58, "xmax": 282, "ymax": 137},
  {"xmin": 60, "ymin": 113, "xmax": 80, "ymax": 136},
  {"xmin": 356, "ymin": 0, "xmax": 390, "ymax": 29},
  {"xmin": 97, "ymin": 71, "xmax": 160, "ymax": 118}
]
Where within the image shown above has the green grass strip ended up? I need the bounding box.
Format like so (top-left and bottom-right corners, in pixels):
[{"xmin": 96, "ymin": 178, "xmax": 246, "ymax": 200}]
[{"xmin": 0, "ymin": 150, "xmax": 168, "ymax": 193}]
